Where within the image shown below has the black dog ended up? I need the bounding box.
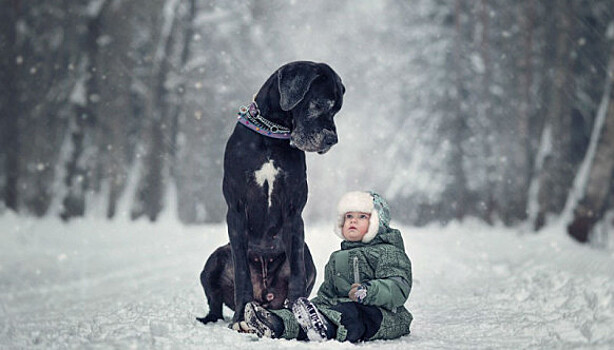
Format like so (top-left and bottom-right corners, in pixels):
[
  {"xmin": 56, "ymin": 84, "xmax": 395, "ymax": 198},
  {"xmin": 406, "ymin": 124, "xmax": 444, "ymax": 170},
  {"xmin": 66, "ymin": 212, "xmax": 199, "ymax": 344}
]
[
  {"xmin": 198, "ymin": 61, "xmax": 345, "ymax": 328},
  {"xmin": 196, "ymin": 242, "xmax": 316, "ymax": 325}
]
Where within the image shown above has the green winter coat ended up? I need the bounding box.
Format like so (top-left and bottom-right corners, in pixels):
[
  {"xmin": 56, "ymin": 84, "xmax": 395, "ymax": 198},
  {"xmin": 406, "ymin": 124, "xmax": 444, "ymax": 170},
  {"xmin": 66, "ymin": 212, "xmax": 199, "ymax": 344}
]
[{"xmin": 272, "ymin": 192, "xmax": 413, "ymax": 342}]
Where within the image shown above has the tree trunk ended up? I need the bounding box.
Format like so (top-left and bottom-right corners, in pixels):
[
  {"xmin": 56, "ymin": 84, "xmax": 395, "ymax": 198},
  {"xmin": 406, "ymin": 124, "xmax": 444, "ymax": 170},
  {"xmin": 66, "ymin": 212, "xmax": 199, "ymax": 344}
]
[
  {"xmin": 94, "ymin": 1, "xmax": 136, "ymax": 219},
  {"xmin": 534, "ymin": 0, "xmax": 576, "ymax": 229},
  {"xmin": 447, "ymin": 0, "xmax": 469, "ymax": 221},
  {"xmin": 506, "ymin": 0, "xmax": 535, "ymax": 223},
  {"xmin": 164, "ymin": 0, "xmax": 195, "ymax": 223},
  {"xmin": 61, "ymin": 3, "xmax": 107, "ymax": 220},
  {"xmin": 0, "ymin": 0, "xmax": 21, "ymax": 211},
  {"xmin": 131, "ymin": 0, "xmax": 179, "ymax": 221},
  {"xmin": 477, "ymin": 0, "xmax": 496, "ymax": 224},
  {"xmin": 567, "ymin": 39, "xmax": 614, "ymax": 242}
]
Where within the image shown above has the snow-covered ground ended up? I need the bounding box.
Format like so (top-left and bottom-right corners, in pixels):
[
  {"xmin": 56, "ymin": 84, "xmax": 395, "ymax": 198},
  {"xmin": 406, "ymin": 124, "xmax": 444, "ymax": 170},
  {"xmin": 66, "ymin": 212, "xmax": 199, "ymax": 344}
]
[{"xmin": 1, "ymin": 213, "xmax": 613, "ymax": 349}]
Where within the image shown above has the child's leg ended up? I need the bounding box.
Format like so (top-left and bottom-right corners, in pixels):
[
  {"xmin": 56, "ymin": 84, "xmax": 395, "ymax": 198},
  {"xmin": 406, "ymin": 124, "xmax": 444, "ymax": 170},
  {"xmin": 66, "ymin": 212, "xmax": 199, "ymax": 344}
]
[
  {"xmin": 330, "ymin": 302, "xmax": 383, "ymax": 342},
  {"xmin": 356, "ymin": 303, "xmax": 384, "ymax": 340}
]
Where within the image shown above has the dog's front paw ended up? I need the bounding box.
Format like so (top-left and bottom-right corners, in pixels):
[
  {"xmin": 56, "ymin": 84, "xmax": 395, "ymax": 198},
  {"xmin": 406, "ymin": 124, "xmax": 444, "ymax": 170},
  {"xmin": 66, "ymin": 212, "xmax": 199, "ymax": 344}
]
[
  {"xmin": 229, "ymin": 321, "xmax": 253, "ymax": 333},
  {"xmin": 196, "ymin": 313, "xmax": 222, "ymax": 325}
]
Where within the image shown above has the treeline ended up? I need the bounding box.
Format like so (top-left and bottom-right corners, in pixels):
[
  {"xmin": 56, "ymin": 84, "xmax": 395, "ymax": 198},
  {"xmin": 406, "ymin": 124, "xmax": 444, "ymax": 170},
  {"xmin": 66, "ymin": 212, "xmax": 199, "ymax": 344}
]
[
  {"xmin": 1, "ymin": 0, "xmax": 613, "ymax": 244},
  {"xmin": 371, "ymin": 0, "xmax": 614, "ymax": 243},
  {"xmin": 437, "ymin": 0, "xmax": 614, "ymax": 243},
  {"xmin": 0, "ymin": 0, "xmax": 268, "ymax": 223}
]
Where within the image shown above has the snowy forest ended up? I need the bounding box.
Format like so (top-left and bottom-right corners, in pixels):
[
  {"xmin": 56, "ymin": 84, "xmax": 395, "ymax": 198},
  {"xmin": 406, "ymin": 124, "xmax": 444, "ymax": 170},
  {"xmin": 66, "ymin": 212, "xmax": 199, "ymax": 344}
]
[
  {"xmin": 2, "ymin": 0, "xmax": 614, "ymax": 245},
  {"xmin": 3, "ymin": 1, "xmax": 614, "ymax": 349}
]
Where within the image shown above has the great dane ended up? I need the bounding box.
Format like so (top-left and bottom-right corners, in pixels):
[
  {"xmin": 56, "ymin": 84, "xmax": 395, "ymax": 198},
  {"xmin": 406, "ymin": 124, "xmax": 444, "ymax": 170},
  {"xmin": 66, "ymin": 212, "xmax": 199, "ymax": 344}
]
[{"xmin": 197, "ymin": 61, "xmax": 345, "ymax": 329}]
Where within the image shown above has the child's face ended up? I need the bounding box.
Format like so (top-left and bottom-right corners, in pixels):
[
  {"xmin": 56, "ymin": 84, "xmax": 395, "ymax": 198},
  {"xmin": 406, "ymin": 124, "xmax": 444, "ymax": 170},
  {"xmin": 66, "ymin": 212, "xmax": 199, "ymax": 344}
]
[{"xmin": 342, "ymin": 211, "xmax": 371, "ymax": 241}]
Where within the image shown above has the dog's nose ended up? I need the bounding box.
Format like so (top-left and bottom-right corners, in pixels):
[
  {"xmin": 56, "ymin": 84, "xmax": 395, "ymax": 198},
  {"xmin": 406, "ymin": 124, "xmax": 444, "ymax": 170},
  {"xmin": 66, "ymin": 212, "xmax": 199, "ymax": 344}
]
[{"xmin": 325, "ymin": 133, "xmax": 338, "ymax": 146}]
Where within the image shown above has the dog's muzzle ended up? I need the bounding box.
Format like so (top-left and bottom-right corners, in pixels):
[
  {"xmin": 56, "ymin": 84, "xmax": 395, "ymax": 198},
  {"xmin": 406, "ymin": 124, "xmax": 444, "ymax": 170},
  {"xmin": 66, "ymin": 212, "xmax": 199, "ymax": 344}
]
[
  {"xmin": 290, "ymin": 129, "xmax": 337, "ymax": 154},
  {"xmin": 318, "ymin": 131, "xmax": 338, "ymax": 154}
]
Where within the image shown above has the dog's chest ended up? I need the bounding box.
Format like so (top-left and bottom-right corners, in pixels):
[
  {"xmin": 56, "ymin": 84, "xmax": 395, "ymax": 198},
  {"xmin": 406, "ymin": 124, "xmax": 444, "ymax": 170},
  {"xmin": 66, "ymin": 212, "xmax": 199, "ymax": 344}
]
[{"xmin": 253, "ymin": 160, "xmax": 281, "ymax": 208}]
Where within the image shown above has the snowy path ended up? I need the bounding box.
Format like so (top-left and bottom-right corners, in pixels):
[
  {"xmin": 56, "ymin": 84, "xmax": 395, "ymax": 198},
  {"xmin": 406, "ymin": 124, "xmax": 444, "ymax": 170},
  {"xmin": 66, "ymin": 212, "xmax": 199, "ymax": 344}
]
[{"xmin": 1, "ymin": 214, "xmax": 613, "ymax": 349}]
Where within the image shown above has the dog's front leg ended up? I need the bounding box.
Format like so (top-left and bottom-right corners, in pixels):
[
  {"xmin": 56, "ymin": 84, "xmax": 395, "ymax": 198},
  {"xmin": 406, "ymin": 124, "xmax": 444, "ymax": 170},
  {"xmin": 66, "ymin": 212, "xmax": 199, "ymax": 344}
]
[
  {"xmin": 227, "ymin": 208, "xmax": 252, "ymax": 326},
  {"xmin": 285, "ymin": 215, "xmax": 307, "ymax": 304}
]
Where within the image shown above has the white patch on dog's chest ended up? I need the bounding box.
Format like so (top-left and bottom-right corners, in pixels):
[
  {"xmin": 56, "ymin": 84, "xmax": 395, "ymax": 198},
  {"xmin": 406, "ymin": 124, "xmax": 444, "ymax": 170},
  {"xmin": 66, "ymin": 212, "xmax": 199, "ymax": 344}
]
[{"xmin": 254, "ymin": 160, "xmax": 280, "ymax": 208}]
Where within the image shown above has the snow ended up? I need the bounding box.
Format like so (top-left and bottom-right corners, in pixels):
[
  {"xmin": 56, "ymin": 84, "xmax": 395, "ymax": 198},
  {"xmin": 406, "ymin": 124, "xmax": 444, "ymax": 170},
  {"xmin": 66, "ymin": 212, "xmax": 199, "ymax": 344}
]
[{"xmin": 1, "ymin": 213, "xmax": 614, "ymax": 349}]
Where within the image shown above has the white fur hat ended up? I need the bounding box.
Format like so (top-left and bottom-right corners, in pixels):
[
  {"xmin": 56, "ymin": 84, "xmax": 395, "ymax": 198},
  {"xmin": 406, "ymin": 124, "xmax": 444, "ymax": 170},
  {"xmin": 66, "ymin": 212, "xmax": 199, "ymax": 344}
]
[{"xmin": 334, "ymin": 191, "xmax": 380, "ymax": 243}]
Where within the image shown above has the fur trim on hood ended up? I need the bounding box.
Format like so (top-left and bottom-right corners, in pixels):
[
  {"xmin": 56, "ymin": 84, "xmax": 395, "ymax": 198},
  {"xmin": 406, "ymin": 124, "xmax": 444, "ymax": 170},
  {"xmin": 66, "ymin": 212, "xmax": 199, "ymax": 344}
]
[{"xmin": 334, "ymin": 191, "xmax": 390, "ymax": 243}]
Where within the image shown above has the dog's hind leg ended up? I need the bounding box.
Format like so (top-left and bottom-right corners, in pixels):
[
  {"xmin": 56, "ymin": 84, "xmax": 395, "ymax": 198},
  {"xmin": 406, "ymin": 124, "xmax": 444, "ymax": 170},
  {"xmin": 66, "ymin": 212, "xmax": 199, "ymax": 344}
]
[{"xmin": 196, "ymin": 245, "xmax": 230, "ymax": 324}]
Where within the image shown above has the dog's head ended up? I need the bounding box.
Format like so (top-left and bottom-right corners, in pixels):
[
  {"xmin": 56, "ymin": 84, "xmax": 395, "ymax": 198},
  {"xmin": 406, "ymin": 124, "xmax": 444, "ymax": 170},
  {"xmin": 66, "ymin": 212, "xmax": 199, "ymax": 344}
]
[{"xmin": 259, "ymin": 61, "xmax": 345, "ymax": 154}]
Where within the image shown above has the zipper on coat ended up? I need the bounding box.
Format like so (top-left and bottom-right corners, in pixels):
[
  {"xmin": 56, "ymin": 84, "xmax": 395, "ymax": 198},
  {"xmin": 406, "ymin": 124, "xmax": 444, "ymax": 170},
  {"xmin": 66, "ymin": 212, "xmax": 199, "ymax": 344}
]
[{"xmin": 353, "ymin": 256, "xmax": 360, "ymax": 284}]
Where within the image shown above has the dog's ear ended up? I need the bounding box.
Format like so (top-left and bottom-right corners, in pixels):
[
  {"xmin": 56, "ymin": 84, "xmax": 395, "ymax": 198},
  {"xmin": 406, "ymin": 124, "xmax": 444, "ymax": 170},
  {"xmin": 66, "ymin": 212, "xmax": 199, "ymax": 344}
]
[{"xmin": 277, "ymin": 63, "xmax": 320, "ymax": 111}]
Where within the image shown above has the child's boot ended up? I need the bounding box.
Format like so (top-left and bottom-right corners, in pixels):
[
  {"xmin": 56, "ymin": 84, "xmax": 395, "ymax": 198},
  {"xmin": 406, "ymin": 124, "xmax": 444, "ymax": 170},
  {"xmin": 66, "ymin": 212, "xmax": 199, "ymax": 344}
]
[
  {"xmin": 292, "ymin": 297, "xmax": 334, "ymax": 341},
  {"xmin": 244, "ymin": 302, "xmax": 284, "ymax": 338}
]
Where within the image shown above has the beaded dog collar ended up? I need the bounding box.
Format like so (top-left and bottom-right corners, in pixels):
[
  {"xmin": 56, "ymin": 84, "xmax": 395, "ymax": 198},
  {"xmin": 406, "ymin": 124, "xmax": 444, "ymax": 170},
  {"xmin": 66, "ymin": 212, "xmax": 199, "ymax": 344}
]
[{"xmin": 236, "ymin": 102, "xmax": 291, "ymax": 139}]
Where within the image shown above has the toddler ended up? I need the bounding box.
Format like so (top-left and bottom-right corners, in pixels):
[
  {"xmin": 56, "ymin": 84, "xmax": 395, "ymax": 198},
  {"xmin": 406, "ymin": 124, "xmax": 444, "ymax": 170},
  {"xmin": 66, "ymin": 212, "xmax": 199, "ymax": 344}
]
[{"xmin": 244, "ymin": 191, "xmax": 413, "ymax": 342}]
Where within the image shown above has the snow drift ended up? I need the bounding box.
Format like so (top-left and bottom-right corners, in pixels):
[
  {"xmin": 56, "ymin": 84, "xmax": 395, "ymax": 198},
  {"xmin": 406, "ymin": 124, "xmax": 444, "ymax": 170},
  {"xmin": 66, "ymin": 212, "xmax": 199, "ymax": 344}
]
[{"xmin": 1, "ymin": 213, "xmax": 613, "ymax": 349}]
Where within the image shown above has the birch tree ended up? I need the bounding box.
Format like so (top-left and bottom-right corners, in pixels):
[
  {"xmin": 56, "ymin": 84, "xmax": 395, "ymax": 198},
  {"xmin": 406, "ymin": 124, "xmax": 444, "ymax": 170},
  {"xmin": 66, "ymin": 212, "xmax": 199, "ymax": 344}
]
[
  {"xmin": 567, "ymin": 25, "xmax": 614, "ymax": 242},
  {"xmin": 534, "ymin": 0, "xmax": 577, "ymax": 229}
]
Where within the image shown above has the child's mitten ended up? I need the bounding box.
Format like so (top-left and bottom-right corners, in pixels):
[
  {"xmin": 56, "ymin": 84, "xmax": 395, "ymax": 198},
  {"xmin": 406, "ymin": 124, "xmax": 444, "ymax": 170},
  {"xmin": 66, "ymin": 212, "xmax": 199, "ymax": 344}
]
[{"xmin": 349, "ymin": 283, "xmax": 368, "ymax": 303}]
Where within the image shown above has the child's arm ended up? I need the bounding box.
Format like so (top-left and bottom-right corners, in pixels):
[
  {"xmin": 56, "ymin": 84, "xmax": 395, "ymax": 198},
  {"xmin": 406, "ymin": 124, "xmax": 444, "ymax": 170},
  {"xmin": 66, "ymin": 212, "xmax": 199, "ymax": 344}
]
[
  {"xmin": 359, "ymin": 276, "xmax": 411, "ymax": 309},
  {"xmin": 352, "ymin": 250, "xmax": 412, "ymax": 310}
]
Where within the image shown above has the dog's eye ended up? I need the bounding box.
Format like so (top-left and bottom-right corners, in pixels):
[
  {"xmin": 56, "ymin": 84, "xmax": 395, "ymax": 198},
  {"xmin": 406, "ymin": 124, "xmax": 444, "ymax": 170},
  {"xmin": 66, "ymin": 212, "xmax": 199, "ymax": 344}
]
[{"xmin": 309, "ymin": 99, "xmax": 334, "ymax": 112}]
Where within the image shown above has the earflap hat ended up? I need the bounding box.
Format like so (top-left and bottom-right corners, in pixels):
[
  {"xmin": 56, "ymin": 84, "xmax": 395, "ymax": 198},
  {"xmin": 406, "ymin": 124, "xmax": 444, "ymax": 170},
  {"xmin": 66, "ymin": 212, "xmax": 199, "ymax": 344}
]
[{"xmin": 334, "ymin": 191, "xmax": 391, "ymax": 243}]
